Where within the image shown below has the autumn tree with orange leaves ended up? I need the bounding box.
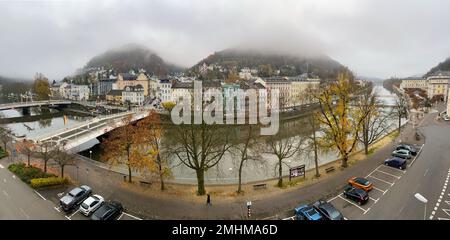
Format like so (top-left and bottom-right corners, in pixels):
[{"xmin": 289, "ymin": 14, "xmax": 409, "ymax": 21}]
[
  {"xmin": 135, "ymin": 110, "xmax": 171, "ymax": 191},
  {"xmin": 313, "ymin": 72, "xmax": 369, "ymax": 168},
  {"xmin": 101, "ymin": 115, "xmax": 146, "ymax": 183}
]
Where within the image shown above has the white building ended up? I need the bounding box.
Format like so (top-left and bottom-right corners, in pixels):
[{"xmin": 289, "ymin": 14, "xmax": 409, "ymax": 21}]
[
  {"xmin": 399, "ymin": 77, "xmax": 427, "ymax": 91},
  {"xmin": 158, "ymin": 79, "xmax": 172, "ymax": 102},
  {"xmin": 68, "ymin": 84, "xmax": 90, "ymax": 101},
  {"xmin": 122, "ymin": 85, "xmax": 144, "ymax": 106},
  {"xmin": 171, "ymin": 81, "xmax": 192, "ymax": 103}
]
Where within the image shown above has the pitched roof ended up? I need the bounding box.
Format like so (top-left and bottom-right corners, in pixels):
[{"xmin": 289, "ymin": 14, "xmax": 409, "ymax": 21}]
[{"xmin": 107, "ymin": 89, "xmax": 123, "ymax": 96}]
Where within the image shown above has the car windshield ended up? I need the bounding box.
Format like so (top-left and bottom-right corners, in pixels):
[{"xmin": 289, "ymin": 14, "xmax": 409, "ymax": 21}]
[
  {"xmin": 329, "ymin": 210, "xmax": 341, "ymax": 219},
  {"xmin": 69, "ymin": 188, "xmax": 81, "ymax": 197},
  {"xmin": 81, "ymin": 203, "xmax": 89, "ymax": 209},
  {"xmin": 305, "ymin": 208, "xmax": 318, "ymax": 217},
  {"xmin": 355, "ymin": 178, "xmax": 369, "ymax": 186}
]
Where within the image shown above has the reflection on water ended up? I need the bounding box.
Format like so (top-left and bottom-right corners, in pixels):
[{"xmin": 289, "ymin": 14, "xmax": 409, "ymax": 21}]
[{"xmin": 2, "ymin": 84, "xmax": 402, "ymax": 185}]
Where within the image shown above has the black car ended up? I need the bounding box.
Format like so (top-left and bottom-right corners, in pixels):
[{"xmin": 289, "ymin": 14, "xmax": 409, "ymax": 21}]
[
  {"xmin": 312, "ymin": 200, "xmax": 344, "ymax": 220},
  {"xmin": 59, "ymin": 185, "xmax": 92, "ymax": 212},
  {"xmin": 396, "ymin": 144, "xmax": 417, "ymax": 156},
  {"xmin": 343, "ymin": 186, "xmax": 369, "ymax": 205},
  {"xmin": 384, "ymin": 157, "xmax": 407, "ymax": 170},
  {"xmin": 91, "ymin": 201, "xmax": 123, "ymax": 220}
]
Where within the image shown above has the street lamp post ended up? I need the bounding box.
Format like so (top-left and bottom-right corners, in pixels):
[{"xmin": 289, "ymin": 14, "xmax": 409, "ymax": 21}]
[
  {"xmin": 415, "ymin": 193, "xmax": 428, "ymax": 220},
  {"xmin": 89, "ymin": 150, "xmax": 92, "ymax": 160}
]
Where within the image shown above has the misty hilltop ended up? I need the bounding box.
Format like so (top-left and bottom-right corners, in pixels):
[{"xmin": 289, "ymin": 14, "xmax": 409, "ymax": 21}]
[
  {"xmin": 82, "ymin": 44, "xmax": 184, "ymax": 76},
  {"xmin": 425, "ymin": 57, "xmax": 450, "ymax": 77},
  {"xmin": 188, "ymin": 48, "xmax": 349, "ymax": 80}
]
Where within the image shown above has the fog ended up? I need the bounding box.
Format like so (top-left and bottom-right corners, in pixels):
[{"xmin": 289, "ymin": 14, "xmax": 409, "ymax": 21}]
[{"xmin": 1, "ymin": 0, "xmax": 450, "ymax": 80}]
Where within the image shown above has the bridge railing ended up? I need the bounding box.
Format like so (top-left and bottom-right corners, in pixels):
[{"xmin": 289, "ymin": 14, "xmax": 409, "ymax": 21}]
[{"xmin": 36, "ymin": 109, "xmax": 146, "ymax": 142}]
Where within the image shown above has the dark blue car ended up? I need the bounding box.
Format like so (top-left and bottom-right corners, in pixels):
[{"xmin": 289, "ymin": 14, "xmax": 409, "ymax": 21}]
[
  {"xmin": 295, "ymin": 204, "xmax": 324, "ymax": 220},
  {"xmin": 384, "ymin": 157, "xmax": 407, "ymax": 170}
]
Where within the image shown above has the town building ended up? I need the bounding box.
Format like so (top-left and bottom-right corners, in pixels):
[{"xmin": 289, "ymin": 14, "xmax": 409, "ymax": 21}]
[
  {"xmin": 399, "ymin": 77, "xmax": 427, "ymax": 91},
  {"xmin": 122, "ymin": 85, "xmax": 145, "ymax": 106},
  {"xmin": 68, "ymin": 84, "xmax": 90, "ymax": 101},
  {"xmin": 158, "ymin": 79, "xmax": 172, "ymax": 103},
  {"xmin": 115, "ymin": 73, "xmax": 150, "ymax": 96},
  {"xmin": 106, "ymin": 89, "xmax": 123, "ymax": 105},
  {"xmin": 400, "ymin": 71, "xmax": 450, "ymax": 100},
  {"xmin": 171, "ymin": 81, "xmax": 193, "ymax": 103}
]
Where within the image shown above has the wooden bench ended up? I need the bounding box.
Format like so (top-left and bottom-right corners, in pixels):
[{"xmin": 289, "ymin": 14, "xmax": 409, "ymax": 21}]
[
  {"xmin": 139, "ymin": 180, "xmax": 152, "ymax": 187},
  {"xmin": 253, "ymin": 183, "xmax": 267, "ymax": 190},
  {"xmin": 325, "ymin": 166, "xmax": 335, "ymax": 173}
]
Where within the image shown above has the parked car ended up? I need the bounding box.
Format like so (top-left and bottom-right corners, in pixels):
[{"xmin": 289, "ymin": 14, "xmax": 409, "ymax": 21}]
[
  {"xmin": 384, "ymin": 157, "xmax": 407, "ymax": 170},
  {"xmin": 396, "ymin": 144, "xmax": 417, "ymax": 156},
  {"xmin": 91, "ymin": 201, "xmax": 123, "ymax": 220},
  {"xmin": 312, "ymin": 200, "xmax": 344, "ymax": 220},
  {"xmin": 294, "ymin": 204, "xmax": 324, "ymax": 220},
  {"xmin": 59, "ymin": 185, "xmax": 92, "ymax": 212},
  {"xmin": 348, "ymin": 177, "xmax": 373, "ymax": 192},
  {"xmin": 343, "ymin": 185, "xmax": 369, "ymax": 205},
  {"xmin": 79, "ymin": 194, "xmax": 104, "ymax": 216},
  {"xmin": 392, "ymin": 149, "xmax": 412, "ymax": 159}
]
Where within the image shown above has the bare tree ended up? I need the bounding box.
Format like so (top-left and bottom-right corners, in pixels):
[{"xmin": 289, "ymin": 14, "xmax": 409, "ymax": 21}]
[
  {"xmin": 0, "ymin": 127, "xmax": 12, "ymax": 152},
  {"xmin": 168, "ymin": 122, "xmax": 232, "ymax": 195},
  {"xmin": 229, "ymin": 124, "xmax": 263, "ymax": 193},
  {"xmin": 393, "ymin": 95, "xmax": 409, "ymax": 134},
  {"xmin": 35, "ymin": 141, "xmax": 56, "ymax": 173},
  {"xmin": 264, "ymin": 128, "xmax": 306, "ymax": 187},
  {"xmin": 53, "ymin": 147, "xmax": 76, "ymax": 178},
  {"xmin": 16, "ymin": 139, "xmax": 35, "ymax": 166}
]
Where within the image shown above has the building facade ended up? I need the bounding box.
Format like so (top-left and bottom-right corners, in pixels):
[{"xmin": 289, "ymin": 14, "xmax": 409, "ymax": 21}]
[
  {"xmin": 122, "ymin": 85, "xmax": 144, "ymax": 106},
  {"xmin": 116, "ymin": 73, "xmax": 150, "ymax": 96}
]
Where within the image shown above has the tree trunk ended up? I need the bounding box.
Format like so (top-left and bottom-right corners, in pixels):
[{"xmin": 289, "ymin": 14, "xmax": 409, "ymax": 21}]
[
  {"xmin": 364, "ymin": 126, "xmax": 369, "ymax": 155},
  {"xmin": 237, "ymin": 159, "xmax": 245, "ymax": 193},
  {"xmin": 61, "ymin": 165, "xmax": 64, "ymax": 178},
  {"xmin": 158, "ymin": 154, "xmax": 165, "ymax": 191},
  {"xmin": 277, "ymin": 159, "xmax": 283, "ymax": 187},
  {"xmin": 196, "ymin": 169, "xmax": 206, "ymax": 195},
  {"xmin": 398, "ymin": 115, "xmax": 401, "ymax": 134},
  {"xmin": 44, "ymin": 159, "xmax": 48, "ymax": 173},
  {"xmin": 313, "ymin": 132, "xmax": 320, "ymax": 178},
  {"xmin": 27, "ymin": 154, "xmax": 30, "ymax": 167},
  {"xmin": 127, "ymin": 164, "xmax": 132, "ymax": 183},
  {"xmin": 341, "ymin": 153, "xmax": 348, "ymax": 168}
]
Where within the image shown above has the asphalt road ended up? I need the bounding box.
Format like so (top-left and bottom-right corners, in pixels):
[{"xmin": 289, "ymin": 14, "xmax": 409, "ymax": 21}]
[
  {"xmin": 361, "ymin": 111, "xmax": 450, "ymax": 219},
  {"xmin": 0, "ymin": 159, "xmax": 64, "ymax": 220}
]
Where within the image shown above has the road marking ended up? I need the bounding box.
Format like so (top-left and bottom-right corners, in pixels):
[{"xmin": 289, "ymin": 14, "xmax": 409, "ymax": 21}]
[
  {"xmin": 283, "ymin": 216, "xmax": 295, "ymax": 220},
  {"xmin": 375, "ymin": 169, "xmax": 401, "ymax": 179},
  {"xmin": 446, "ymin": 201, "xmax": 450, "ymax": 206},
  {"xmin": 373, "ymin": 187, "xmax": 387, "ymax": 194},
  {"xmin": 343, "ymin": 217, "xmax": 348, "ymax": 220},
  {"xmin": 438, "ymin": 217, "xmax": 450, "ymax": 220},
  {"xmin": 369, "ymin": 197, "xmax": 379, "ymax": 203},
  {"xmin": 338, "ymin": 194, "xmax": 368, "ymax": 213},
  {"xmin": 424, "ymin": 169, "xmax": 429, "ymax": 177},
  {"xmin": 66, "ymin": 209, "xmax": 80, "ymax": 220},
  {"xmin": 3, "ymin": 178, "xmax": 6, "ymax": 183},
  {"xmin": 12, "ymin": 175, "xmax": 16, "ymax": 179},
  {"xmin": 117, "ymin": 213, "xmax": 124, "ymax": 220},
  {"xmin": 120, "ymin": 212, "xmax": 143, "ymax": 220},
  {"xmin": 0, "ymin": 164, "xmax": 4, "ymax": 169},
  {"xmin": 379, "ymin": 164, "xmax": 405, "ymax": 174},
  {"xmin": 2, "ymin": 190, "xmax": 11, "ymax": 199},
  {"xmin": 367, "ymin": 175, "xmax": 394, "ymax": 186},
  {"xmin": 19, "ymin": 208, "xmax": 30, "ymax": 219},
  {"xmin": 327, "ymin": 195, "xmax": 340, "ymax": 203},
  {"xmin": 408, "ymin": 144, "xmax": 424, "ymax": 167},
  {"xmin": 54, "ymin": 206, "xmax": 61, "ymax": 212},
  {"xmin": 34, "ymin": 190, "xmax": 46, "ymax": 200}
]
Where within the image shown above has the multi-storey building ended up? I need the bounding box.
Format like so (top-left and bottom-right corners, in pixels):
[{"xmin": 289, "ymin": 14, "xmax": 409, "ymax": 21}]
[
  {"xmin": 122, "ymin": 85, "xmax": 145, "ymax": 106},
  {"xmin": 116, "ymin": 73, "xmax": 150, "ymax": 96}
]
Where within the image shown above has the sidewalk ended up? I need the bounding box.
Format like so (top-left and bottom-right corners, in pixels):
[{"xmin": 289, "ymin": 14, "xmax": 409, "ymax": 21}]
[{"xmin": 2, "ymin": 111, "xmax": 430, "ymax": 220}]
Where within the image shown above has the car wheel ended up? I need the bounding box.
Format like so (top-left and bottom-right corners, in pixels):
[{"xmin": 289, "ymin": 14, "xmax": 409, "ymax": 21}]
[
  {"xmin": 385, "ymin": 163, "xmax": 389, "ymax": 166},
  {"xmin": 358, "ymin": 201, "xmax": 362, "ymax": 206}
]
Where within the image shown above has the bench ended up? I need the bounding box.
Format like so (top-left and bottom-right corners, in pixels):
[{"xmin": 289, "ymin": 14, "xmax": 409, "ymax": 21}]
[
  {"xmin": 325, "ymin": 166, "xmax": 335, "ymax": 173},
  {"xmin": 139, "ymin": 180, "xmax": 152, "ymax": 187},
  {"xmin": 253, "ymin": 183, "xmax": 267, "ymax": 190}
]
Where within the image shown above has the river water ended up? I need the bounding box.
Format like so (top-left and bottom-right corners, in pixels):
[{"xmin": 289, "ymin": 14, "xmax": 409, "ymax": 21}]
[{"xmin": 0, "ymin": 85, "xmax": 403, "ymax": 184}]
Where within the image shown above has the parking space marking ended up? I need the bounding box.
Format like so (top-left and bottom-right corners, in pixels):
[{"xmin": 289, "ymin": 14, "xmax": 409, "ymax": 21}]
[
  {"xmin": 2, "ymin": 190, "xmax": 11, "ymax": 199},
  {"xmin": 0, "ymin": 164, "xmax": 4, "ymax": 169},
  {"xmin": 338, "ymin": 194, "xmax": 369, "ymax": 214},
  {"xmin": 34, "ymin": 190, "xmax": 46, "ymax": 200},
  {"xmin": 54, "ymin": 206, "xmax": 61, "ymax": 212},
  {"xmin": 283, "ymin": 216, "xmax": 295, "ymax": 220},
  {"xmin": 65, "ymin": 209, "xmax": 80, "ymax": 220},
  {"xmin": 375, "ymin": 169, "xmax": 401, "ymax": 179},
  {"xmin": 369, "ymin": 197, "xmax": 379, "ymax": 203},
  {"xmin": 119, "ymin": 212, "xmax": 143, "ymax": 220},
  {"xmin": 367, "ymin": 175, "xmax": 394, "ymax": 186},
  {"xmin": 373, "ymin": 187, "xmax": 387, "ymax": 194},
  {"xmin": 408, "ymin": 144, "xmax": 424, "ymax": 167},
  {"xmin": 327, "ymin": 195, "xmax": 340, "ymax": 203},
  {"xmin": 378, "ymin": 164, "xmax": 406, "ymax": 174}
]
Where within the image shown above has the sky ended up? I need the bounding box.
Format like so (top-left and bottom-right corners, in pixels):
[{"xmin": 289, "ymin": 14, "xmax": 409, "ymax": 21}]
[{"xmin": 1, "ymin": 0, "xmax": 450, "ymax": 80}]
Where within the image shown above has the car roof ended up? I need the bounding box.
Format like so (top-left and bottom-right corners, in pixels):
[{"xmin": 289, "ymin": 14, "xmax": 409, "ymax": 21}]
[
  {"xmin": 83, "ymin": 196, "xmax": 97, "ymax": 205},
  {"xmin": 69, "ymin": 187, "xmax": 82, "ymax": 195}
]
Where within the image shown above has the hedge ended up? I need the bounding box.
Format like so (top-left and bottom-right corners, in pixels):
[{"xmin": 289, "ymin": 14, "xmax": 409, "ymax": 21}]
[
  {"xmin": 30, "ymin": 177, "xmax": 68, "ymax": 189},
  {"xmin": 8, "ymin": 163, "xmax": 56, "ymax": 184},
  {"xmin": 0, "ymin": 147, "xmax": 7, "ymax": 159}
]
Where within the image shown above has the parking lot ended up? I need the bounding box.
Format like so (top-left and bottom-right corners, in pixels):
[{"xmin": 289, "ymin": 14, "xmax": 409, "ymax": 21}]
[
  {"xmin": 38, "ymin": 189, "xmax": 142, "ymax": 220},
  {"xmin": 326, "ymin": 143, "xmax": 423, "ymax": 220}
]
